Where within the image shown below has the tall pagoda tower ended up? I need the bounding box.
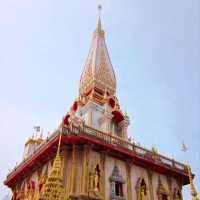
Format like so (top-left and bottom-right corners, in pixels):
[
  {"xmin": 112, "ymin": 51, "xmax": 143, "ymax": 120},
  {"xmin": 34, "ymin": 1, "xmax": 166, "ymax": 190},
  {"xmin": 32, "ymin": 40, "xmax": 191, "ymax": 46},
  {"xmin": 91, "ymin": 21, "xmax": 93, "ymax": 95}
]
[{"xmin": 4, "ymin": 6, "xmax": 197, "ymax": 200}]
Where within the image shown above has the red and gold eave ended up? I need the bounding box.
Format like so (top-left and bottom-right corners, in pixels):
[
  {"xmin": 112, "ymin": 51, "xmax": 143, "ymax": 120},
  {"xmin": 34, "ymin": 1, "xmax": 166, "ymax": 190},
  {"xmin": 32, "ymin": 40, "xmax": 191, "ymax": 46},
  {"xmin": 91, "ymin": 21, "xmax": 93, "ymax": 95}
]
[{"xmin": 4, "ymin": 130, "xmax": 190, "ymax": 189}]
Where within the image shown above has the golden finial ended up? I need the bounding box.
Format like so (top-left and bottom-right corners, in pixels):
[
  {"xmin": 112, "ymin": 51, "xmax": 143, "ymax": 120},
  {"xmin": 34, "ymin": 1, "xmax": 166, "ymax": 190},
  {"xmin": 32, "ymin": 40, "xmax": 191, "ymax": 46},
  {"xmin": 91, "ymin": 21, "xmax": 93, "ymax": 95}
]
[{"xmin": 96, "ymin": 4, "xmax": 104, "ymax": 35}]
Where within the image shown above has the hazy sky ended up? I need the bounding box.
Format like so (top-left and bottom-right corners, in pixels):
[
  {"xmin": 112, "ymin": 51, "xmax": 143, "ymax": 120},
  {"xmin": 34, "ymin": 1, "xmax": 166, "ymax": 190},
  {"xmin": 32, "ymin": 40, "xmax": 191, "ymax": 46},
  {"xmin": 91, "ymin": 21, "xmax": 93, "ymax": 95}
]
[{"xmin": 0, "ymin": 0, "xmax": 199, "ymax": 198}]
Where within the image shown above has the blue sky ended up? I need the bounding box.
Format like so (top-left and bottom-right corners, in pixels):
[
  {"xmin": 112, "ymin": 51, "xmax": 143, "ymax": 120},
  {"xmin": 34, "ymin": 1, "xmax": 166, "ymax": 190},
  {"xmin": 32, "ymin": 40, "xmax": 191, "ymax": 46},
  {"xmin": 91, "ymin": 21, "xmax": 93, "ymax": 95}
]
[{"xmin": 0, "ymin": 0, "xmax": 199, "ymax": 198}]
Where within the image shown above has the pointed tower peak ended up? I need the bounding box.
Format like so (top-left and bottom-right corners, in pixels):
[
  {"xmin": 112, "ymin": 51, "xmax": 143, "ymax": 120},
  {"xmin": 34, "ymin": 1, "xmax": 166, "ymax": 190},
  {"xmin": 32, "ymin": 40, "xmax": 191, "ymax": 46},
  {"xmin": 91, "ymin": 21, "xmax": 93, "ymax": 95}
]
[
  {"xmin": 95, "ymin": 4, "xmax": 104, "ymax": 36},
  {"xmin": 80, "ymin": 7, "xmax": 116, "ymax": 103}
]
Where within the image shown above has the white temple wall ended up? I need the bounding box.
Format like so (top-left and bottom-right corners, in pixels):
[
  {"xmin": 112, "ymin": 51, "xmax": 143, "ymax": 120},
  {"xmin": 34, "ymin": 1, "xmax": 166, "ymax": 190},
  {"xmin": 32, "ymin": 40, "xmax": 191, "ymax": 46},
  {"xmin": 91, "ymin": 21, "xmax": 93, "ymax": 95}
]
[{"xmin": 91, "ymin": 109, "xmax": 102, "ymax": 129}]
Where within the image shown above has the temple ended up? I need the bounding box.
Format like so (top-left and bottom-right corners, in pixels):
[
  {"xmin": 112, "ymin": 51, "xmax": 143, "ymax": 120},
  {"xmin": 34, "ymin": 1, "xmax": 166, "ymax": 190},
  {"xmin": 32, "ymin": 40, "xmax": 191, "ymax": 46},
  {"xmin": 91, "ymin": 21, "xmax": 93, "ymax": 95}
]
[{"xmin": 4, "ymin": 6, "xmax": 198, "ymax": 200}]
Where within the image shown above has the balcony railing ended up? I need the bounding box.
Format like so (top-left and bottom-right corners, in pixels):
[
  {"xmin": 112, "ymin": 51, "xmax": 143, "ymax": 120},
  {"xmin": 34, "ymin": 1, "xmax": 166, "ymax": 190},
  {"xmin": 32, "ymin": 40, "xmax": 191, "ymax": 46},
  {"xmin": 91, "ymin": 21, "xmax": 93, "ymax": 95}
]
[
  {"xmin": 6, "ymin": 124, "xmax": 187, "ymax": 180},
  {"xmin": 62, "ymin": 124, "xmax": 187, "ymax": 173}
]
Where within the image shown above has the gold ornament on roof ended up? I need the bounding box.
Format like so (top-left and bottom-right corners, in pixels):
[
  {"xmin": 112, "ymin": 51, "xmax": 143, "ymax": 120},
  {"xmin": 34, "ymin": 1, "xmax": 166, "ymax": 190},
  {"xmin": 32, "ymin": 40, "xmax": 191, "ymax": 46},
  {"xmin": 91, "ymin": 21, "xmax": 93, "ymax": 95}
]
[
  {"xmin": 38, "ymin": 133, "xmax": 65, "ymax": 200},
  {"xmin": 187, "ymin": 165, "xmax": 199, "ymax": 200}
]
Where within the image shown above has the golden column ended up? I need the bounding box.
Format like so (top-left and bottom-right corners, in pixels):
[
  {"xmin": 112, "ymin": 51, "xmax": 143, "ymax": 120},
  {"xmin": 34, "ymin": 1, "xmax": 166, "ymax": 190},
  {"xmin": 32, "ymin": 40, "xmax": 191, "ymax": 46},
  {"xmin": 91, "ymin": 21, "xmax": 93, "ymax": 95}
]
[
  {"xmin": 126, "ymin": 161, "xmax": 132, "ymax": 200},
  {"xmin": 70, "ymin": 144, "xmax": 78, "ymax": 196}
]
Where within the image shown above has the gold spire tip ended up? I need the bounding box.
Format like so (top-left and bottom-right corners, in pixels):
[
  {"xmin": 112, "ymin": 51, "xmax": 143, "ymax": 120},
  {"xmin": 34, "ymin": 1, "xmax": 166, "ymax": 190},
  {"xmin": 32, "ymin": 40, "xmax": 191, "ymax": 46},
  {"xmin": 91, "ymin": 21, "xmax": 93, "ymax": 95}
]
[
  {"xmin": 96, "ymin": 4, "xmax": 104, "ymax": 34},
  {"xmin": 98, "ymin": 4, "xmax": 102, "ymax": 16}
]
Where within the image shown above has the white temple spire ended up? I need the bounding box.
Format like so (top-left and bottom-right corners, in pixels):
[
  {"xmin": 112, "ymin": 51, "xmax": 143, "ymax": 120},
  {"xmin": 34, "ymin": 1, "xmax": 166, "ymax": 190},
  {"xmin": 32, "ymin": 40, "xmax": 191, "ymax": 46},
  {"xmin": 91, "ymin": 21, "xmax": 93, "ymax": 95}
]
[{"xmin": 79, "ymin": 5, "xmax": 116, "ymax": 102}]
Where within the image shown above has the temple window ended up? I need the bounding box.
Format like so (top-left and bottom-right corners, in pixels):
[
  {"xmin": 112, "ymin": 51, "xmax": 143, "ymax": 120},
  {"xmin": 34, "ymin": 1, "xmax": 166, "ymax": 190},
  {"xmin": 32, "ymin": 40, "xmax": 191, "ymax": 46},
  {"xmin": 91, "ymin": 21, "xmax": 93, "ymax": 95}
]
[
  {"xmin": 109, "ymin": 165, "xmax": 125, "ymax": 200},
  {"xmin": 115, "ymin": 182, "xmax": 123, "ymax": 196}
]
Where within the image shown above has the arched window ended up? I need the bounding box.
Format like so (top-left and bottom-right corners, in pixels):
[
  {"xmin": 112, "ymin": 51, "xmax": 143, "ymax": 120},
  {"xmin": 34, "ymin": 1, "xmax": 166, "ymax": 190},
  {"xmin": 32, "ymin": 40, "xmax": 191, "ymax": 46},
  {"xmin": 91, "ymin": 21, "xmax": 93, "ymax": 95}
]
[
  {"xmin": 109, "ymin": 165, "xmax": 125, "ymax": 200},
  {"xmin": 157, "ymin": 178, "xmax": 169, "ymax": 200},
  {"xmin": 136, "ymin": 178, "xmax": 148, "ymax": 200}
]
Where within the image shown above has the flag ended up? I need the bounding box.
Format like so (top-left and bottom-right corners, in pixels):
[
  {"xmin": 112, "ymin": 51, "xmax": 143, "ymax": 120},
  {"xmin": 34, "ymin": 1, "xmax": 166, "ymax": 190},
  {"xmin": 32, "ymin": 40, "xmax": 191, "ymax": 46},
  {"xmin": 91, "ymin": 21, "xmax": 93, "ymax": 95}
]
[{"xmin": 181, "ymin": 141, "xmax": 188, "ymax": 152}]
